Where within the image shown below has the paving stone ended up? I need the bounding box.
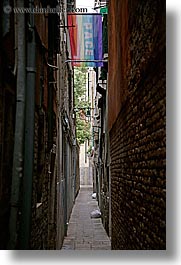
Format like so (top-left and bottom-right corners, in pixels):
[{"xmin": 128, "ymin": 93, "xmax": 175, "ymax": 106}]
[
  {"xmin": 92, "ymin": 244, "xmax": 110, "ymax": 249},
  {"xmin": 75, "ymin": 243, "xmax": 92, "ymax": 250},
  {"xmin": 61, "ymin": 186, "xmax": 111, "ymax": 250}
]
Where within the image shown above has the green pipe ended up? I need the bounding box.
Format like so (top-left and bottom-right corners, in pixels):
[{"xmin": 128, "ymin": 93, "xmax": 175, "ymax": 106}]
[
  {"xmin": 8, "ymin": 0, "xmax": 26, "ymax": 249},
  {"xmin": 19, "ymin": 0, "xmax": 36, "ymax": 249}
]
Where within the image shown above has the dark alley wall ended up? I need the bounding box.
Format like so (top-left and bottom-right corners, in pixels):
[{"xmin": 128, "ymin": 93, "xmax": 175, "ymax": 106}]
[
  {"xmin": 0, "ymin": 0, "xmax": 78, "ymax": 250},
  {"xmin": 30, "ymin": 1, "xmax": 58, "ymax": 249},
  {"xmin": 108, "ymin": 0, "xmax": 166, "ymax": 249},
  {"xmin": 0, "ymin": 0, "xmax": 16, "ymax": 249}
]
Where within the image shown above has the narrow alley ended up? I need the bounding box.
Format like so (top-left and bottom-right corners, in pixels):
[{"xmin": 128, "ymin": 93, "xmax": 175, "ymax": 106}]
[
  {"xmin": 62, "ymin": 186, "xmax": 111, "ymax": 250},
  {"xmin": 0, "ymin": 0, "xmax": 166, "ymax": 251}
]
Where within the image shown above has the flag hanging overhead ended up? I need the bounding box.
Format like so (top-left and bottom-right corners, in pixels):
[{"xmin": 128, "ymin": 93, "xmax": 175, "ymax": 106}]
[{"xmin": 67, "ymin": 14, "xmax": 103, "ymax": 67}]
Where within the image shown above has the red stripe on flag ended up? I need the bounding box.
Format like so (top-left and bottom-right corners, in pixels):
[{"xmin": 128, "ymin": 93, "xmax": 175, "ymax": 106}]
[{"xmin": 68, "ymin": 15, "xmax": 78, "ymax": 66}]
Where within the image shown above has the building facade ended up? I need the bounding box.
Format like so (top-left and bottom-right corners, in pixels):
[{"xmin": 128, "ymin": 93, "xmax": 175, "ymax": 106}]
[
  {"xmin": 0, "ymin": 0, "xmax": 79, "ymax": 250},
  {"xmin": 91, "ymin": 0, "xmax": 110, "ymax": 236},
  {"xmin": 108, "ymin": 0, "xmax": 166, "ymax": 249}
]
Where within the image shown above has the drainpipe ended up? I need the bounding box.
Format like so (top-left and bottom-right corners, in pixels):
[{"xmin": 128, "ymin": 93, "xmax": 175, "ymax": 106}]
[
  {"xmin": 8, "ymin": 0, "xmax": 26, "ymax": 249},
  {"xmin": 19, "ymin": 0, "xmax": 36, "ymax": 249},
  {"xmin": 73, "ymin": 138, "xmax": 77, "ymax": 201},
  {"xmin": 13, "ymin": 0, "xmax": 18, "ymax": 76},
  {"xmin": 47, "ymin": 9, "xmax": 55, "ymax": 151}
]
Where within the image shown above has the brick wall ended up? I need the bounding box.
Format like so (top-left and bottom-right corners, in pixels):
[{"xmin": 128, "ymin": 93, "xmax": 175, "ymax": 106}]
[
  {"xmin": 109, "ymin": 0, "xmax": 166, "ymax": 249},
  {"xmin": 30, "ymin": 110, "xmax": 49, "ymax": 249},
  {"xmin": 30, "ymin": 2, "xmax": 58, "ymax": 249}
]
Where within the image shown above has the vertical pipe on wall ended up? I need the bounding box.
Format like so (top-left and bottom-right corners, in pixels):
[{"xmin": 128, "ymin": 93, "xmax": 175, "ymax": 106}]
[
  {"xmin": 19, "ymin": 0, "xmax": 36, "ymax": 249},
  {"xmin": 8, "ymin": 0, "xmax": 26, "ymax": 249},
  {"xmin": 73, "ymin": 141, "xmax": 77, "ymax": 201},
  {"xmin": 47, "ymin": 12, "xmax": 54, "ymax": 151},
  {"xmin": 64, "ymin": 139, "xmax": 68, "ymax": 236}
]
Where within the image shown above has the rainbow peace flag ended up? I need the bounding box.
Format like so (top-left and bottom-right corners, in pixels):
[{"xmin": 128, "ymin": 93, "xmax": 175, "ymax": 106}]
[{"xmin": 67, "ymin": 14, "xmax": 103, "ymax": 67}]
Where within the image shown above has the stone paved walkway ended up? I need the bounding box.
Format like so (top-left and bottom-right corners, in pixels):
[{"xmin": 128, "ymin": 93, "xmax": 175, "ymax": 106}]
[{"xmin": 61, "ymin": 186, "xmax": 111, "ymax": 250}]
